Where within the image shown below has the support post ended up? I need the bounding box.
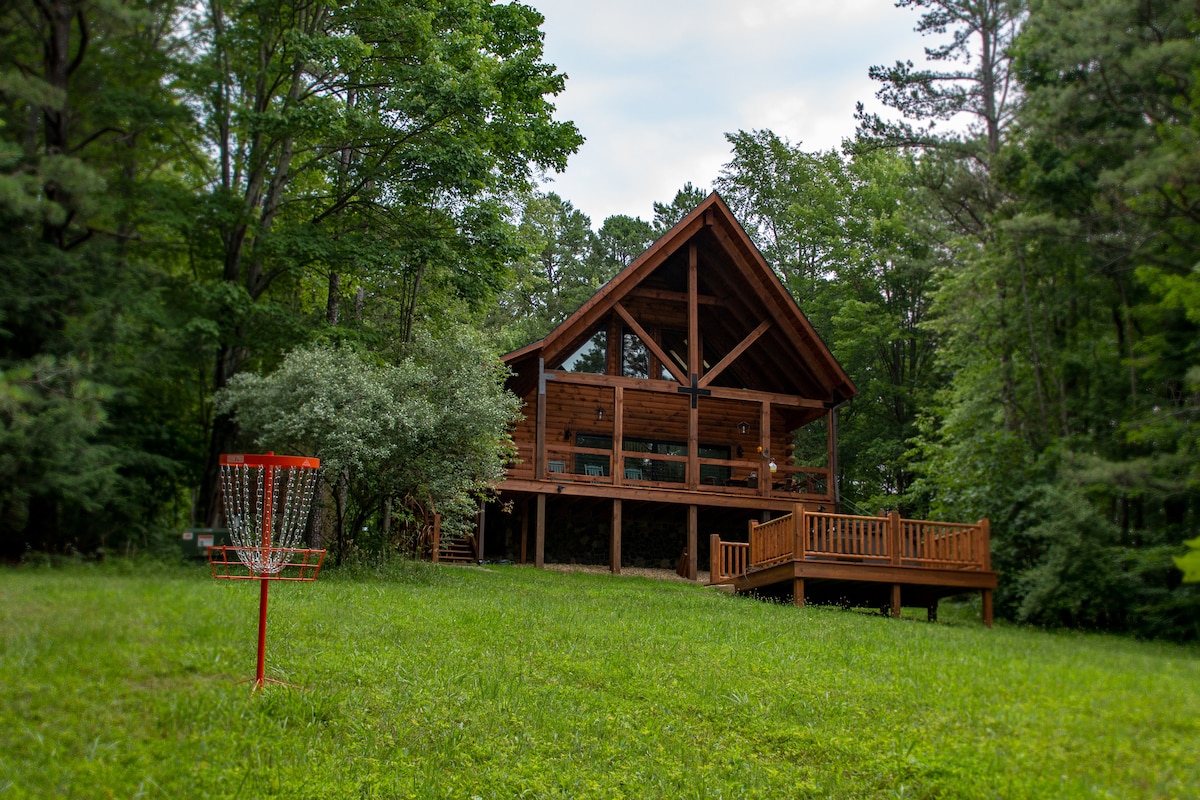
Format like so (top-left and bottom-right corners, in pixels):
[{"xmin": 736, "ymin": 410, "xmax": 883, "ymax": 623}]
[
  {"xmin": 891, "ymin": 584, "xmax": 902, "ymax": 619},
  {"xmin": 759, "ymin": 401, "xmax": 771, "ymax": 495},
  {"xmin": 610, "ymin": 499, "xmax": 622, "ymax": 574},
  {"xmin": 535, "ymin": 494, "xmax": 546, "ymax": 568},
  {"xmin": 982, "ymin": 589, "xmax": 994, "ymax": 628},
  {"xmin": 536, "ymin": 359, "xmax": 548, "ymax": 479},
  {"xmin": 519, "ymin": 497, "xmax": 529, "ymax": 565},
  {"xmin": 793, "ymin": 577, "xmax": 805, "ymax": 608},
  {"xmin": 613, "ymin": 386, "xmax": 624, "ymax": 485},
  {"xmin": 687, "ymin": 505, "xmax": 698, "ymax": 581},
  {"xmin": 709, "ymin": 533, "xmax": 721, "ymax": 583}
]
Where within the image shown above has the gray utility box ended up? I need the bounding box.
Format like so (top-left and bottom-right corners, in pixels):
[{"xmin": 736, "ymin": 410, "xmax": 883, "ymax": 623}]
[{"xmin": 180, "ymin": 528, "xmax": 231, "ymax": 559}]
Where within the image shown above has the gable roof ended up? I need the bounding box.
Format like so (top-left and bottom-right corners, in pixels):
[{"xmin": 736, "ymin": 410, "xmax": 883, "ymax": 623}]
[{"xmin": 504, "ymin": 192, "xmax": 855, "ymax": 405}]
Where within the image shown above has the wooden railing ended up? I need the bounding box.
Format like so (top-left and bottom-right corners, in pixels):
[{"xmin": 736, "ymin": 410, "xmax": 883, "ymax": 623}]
[
  {"xmin": 709, "ymin": 537, "xmax": 749, "ymax": 583},
  {"xmin": 747, "ymin": 515, "xmax": 794, "ymax": 567},
  {"xmin": 709, "ymin": 506, "xmax": 991, "ymax": 583}
]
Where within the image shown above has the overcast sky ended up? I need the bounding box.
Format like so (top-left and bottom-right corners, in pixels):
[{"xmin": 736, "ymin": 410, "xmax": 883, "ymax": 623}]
[{"xmin": 529, "ymin": 0, "xmax": 934, "ymax": 224}]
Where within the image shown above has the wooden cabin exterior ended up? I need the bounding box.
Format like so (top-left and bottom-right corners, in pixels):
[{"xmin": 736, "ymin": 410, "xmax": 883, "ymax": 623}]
[{"xmin": 476, "ymin": 193, "xmax": 996, "ymax": 622}]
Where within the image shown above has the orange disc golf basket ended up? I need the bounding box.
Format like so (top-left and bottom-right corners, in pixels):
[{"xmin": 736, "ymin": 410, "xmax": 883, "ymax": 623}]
[{"xmin": 210, "ymin": 452, "xmax": 324, "ymax": 689}]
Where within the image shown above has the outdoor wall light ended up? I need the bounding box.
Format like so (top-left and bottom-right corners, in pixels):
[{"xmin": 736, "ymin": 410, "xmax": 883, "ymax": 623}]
[
  {"xmin": 737, "ymin": 421, "xmax": 750, "ymax": 435},
  {"xmin": 563, "ymin": 428, "xmax": 572, "ymax": 441},
  {"xmin": 596, "ymin": 406, "xmax": 605, "ymax": 421}
]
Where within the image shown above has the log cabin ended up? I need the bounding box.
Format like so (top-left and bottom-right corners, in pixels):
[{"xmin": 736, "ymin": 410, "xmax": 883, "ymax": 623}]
[{"xmin": 468, "ymin": 193, "xmax": 996, "ymax": 624}]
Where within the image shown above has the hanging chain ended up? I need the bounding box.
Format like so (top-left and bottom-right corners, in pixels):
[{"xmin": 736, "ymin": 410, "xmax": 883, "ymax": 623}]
[{"xmin": 220, "ymin": 461, "xmax": 319, "ymax": 576}]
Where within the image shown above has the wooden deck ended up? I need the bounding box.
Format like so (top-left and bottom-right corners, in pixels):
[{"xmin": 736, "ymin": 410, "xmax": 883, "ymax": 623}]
[{"xmin": 709, "ymin": 507, "xmax": 997, "ymax": 625}]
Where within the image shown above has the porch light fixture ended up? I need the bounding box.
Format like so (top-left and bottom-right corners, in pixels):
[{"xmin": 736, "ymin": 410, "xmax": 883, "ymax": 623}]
[
  {"xmin": 737, "ymin": 421, "xmax": 749, "ymax": 435},
  {"xmin": 596, "ymin": 406, "xmax": 605, "ymax": 421},
  {"xmin": 563, "ymin": 428, "xmax": 572, "ymax": 441}
]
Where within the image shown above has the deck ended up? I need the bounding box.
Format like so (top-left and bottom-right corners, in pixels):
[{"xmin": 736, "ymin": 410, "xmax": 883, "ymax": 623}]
[{"xmin": 709, "ymin": 507, "xmax": 997, "ymax": 625}]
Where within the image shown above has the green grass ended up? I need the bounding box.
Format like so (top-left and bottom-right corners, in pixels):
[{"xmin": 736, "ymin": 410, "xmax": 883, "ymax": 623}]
[{"xmin": 1, "ymin": 560, "xmax": 1197, "ymax": 799}]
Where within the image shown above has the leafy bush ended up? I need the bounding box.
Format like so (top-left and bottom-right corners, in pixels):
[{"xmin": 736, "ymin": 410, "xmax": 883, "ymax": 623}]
[{"xmin": 217, "ymin": 329, "xmax": 519, "ymax": 561}]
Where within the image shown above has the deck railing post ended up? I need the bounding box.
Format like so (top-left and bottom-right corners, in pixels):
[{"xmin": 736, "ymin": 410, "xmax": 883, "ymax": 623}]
[
  {"xmin": 888, "ymin": 510, "xmax": 902, "ymax": 565},
  {"xmin": 793, "ymin": 504, "xmax": 805, "ymax": 560},
  {"xmin": 747, "ymin": 518, "xmax": 757, "ymax": 566},
  {"xmin": 979, "ymin": 518, "xmax": 991, "ymax": 571},
  {"xmin": 710, "ymin": 533, "xmax": 721, "ymax": 582}
]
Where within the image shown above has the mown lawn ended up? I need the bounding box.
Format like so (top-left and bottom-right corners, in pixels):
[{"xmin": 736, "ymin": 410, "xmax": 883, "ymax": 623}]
[{"xmin": 1, "ymin": 559, "xmax": 1197, "ymax": 799}]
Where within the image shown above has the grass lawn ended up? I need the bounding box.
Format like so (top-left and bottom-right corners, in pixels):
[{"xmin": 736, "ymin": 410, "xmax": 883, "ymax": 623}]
[{"xmin": 1, "ymin": 559, "xmax": 1197, "ymax": 799}]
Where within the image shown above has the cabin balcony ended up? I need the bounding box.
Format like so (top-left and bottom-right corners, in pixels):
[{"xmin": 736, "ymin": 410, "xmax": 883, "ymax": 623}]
[
  {"xmin": 504, "ymin": 448, "xmax": 831, "ymax": 504},
  {"xmin": 710, "ymin": 507, "xmax": 998, "ymax": 625}
]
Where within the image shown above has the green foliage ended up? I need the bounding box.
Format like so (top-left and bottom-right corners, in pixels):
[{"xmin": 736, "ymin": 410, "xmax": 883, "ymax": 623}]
[
  {"xmin": 1176, "ymin": 538, "xmax": 1200, "ymax": 583},
  {"xmin": 2, "ymin": 564, "xmax": 1198, "ymax": 797},
  {"xmin": 718, "ymin": 134, "xmax": 942, "ymax": 513},
  {"xmin": 1, "ymin": 0, "xmax": 581, "ymax": 546},
  {"xmin": 651, "ymin": 181, "xmax": 708, "ymax": 234},
  {"xmin": 217, "ymin": 331, "xmax": 520, "ymax": 560}
]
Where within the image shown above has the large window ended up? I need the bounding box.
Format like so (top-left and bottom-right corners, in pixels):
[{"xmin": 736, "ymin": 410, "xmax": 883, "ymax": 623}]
[
  {"xmin": 570, "ymin": 434, "xmax": 732, "ymax": 484},
  {"xmin": 574, "ymin": 433, "xmax": 612, "ymax": 476},
  {"xmin": 621, "ymin": 330, "xmax": 650, "ymax": 379}
]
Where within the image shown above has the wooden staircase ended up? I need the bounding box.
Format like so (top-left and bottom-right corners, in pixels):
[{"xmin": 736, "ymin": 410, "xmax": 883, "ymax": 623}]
[{"xmin": 435, "ymin": 534, "xmax": 477, "ymax": 565}]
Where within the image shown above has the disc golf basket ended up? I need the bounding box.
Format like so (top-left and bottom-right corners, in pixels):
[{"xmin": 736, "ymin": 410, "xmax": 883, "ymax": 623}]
[{"xmin": 210, "ymin": 452, "xmax": 324, "ymax": 689}]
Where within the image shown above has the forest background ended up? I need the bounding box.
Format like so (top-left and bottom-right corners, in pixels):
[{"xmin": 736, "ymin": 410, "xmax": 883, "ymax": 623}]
[{"xmin": 1, "ymin": 0, "xmax": 1197, "ymax": 640}]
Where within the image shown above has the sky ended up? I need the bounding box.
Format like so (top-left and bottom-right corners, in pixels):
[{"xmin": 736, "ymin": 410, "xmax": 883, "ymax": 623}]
[{"xmin": 529, "ymin": 0, "xmax": 935, "ymax": 224}]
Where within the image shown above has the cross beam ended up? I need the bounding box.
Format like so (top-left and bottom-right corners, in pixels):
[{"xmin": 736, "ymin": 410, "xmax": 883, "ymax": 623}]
[{"xmin": 677, "ymin": 373, "xmax": 711, "ymax": 408}]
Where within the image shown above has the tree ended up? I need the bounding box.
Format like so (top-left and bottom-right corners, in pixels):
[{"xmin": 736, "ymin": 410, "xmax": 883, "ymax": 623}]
[
  {"xmin": 717, "ymin": 132, "xmax": 945, "ymax": 512},
  {"xmin": 856, "ymin": 0, "xmax": 1025, "ymax": 156},
  {"xmin": 184, "ymin": 0, "xmax": 582, "ymax": 526},
  {"xmin": 651, "ymin": 181, "xmax": 708, "ymax": 234},
  {"xmin": 593, "ymin": 214, "xmax": 655, "ymax": 276},
  {"xmin": 908, "ymin": 0, "xmax": 1200, "ymax": 637},
  {"xmin": 0, "ymin": 0, "xmax": 203, "ymax": 556},
  {"xmin": 217, "ymin": 330, "xmax": 520, "ymax": 562}
]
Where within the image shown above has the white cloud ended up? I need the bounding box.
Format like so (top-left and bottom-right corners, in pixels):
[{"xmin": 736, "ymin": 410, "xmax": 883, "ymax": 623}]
[{"xmin": 531, "ymin": 0, "xmax": 938, "ymax": 221}]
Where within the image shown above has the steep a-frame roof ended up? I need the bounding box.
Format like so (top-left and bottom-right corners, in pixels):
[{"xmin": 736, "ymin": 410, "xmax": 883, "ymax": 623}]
[{"xmin": 504, "ymin": 192, "xmax": 856, "ymax": 407}]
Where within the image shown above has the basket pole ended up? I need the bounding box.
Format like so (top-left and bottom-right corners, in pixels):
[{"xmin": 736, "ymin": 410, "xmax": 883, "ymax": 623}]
[
  {"xmin": 255, "ymin": 453, "xmax": 275, "ymax": 689},
  {"xmin": 256, "ymin": 577, "xmax": 269, "ymax": 688}
]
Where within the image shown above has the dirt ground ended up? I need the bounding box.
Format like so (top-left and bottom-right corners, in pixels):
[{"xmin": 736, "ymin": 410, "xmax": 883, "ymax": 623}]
[{"xmin": 541, "ymin": 562, "xmax": 711, "ymax": 584}]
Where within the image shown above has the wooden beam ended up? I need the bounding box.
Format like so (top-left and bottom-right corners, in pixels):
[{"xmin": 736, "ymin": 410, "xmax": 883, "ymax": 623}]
[
  {"xmin": 613, "ymin": 302, "xmax": 687, "ymax": 384},
  {"xmin": 687, "ymin": 505, "xmax": 698, "ymax": 581},
  {"xmin": 699, "ymin": 320, "xmax": 771, "ymax": 388},
  {"xmin": 546, "ymin": 369, "xmax": 827, "ymax": 409},
  {"xmin": 688, "ymin": 242, "xmax": 699, "ymax": 382},
  {"xmin": 891, "ymin": 584, "xmax": 902, "ymax": 619},
  {"xmin": 613, "ymin": 385, "xmax": 624, "ymax": 486},
  {"xmin": 758, "ymin": 401, "xmax": 771, "ymax": 495},
  {"xmin": 535, "ymin": 494, "xmax": 546, "ymax": 568},
  {"xmin": 706, "ymin": 220, "xmax": 838, "ymax": 392},
  {"xmin": 606, "ymin": 313, "xmax": 621, "ymax": 376},
  {"xmin": 498, "ymin": 478, "xmax": 803, "ymax": 512},
  {"xmin": 610, "ymin": 499, "xmax": 622, "ymax": 574},
  {"xmin": 793, "ymin": 577, "xmax": 805, "ymax": 607},
  {"xmin": 538, "ymin": 214, "xmax": 706, "ymax": 367},
  {"xmin": 536, "ymin": 359, "xmax": 548, "ymax": 479},
  {"xmin": 628, "ymin": 287, "xmax": 720, "ymax": 305},
  {"xmin": 982, "ymin": 589, "xmax": 994, "ymax": 628}
]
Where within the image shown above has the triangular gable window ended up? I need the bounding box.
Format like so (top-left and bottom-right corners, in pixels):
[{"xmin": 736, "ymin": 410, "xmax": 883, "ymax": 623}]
[{"xmin": 559, "ymin": 330, "xmax": 607, "ymax": 374}]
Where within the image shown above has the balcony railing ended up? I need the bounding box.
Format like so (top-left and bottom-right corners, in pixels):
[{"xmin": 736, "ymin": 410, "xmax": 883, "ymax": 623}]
[{"xmin": 710, "ymin": 508, "xmax": 991, "ymax": 582}]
